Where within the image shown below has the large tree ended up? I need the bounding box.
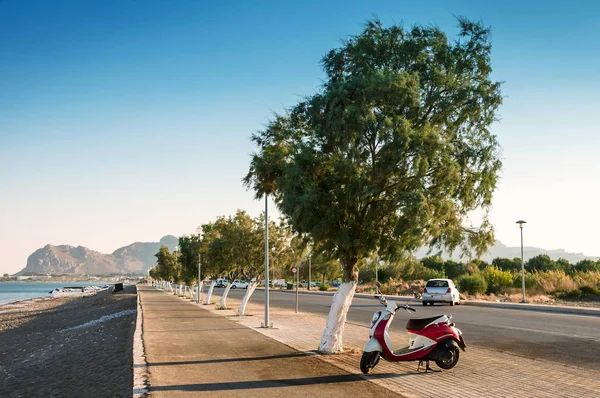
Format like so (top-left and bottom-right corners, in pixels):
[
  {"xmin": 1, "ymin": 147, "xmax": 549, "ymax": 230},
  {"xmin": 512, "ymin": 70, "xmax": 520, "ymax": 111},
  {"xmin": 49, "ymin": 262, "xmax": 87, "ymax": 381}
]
[{"xmin": 245, "ymin": 18, "xmax": 503, "ymax": 353}]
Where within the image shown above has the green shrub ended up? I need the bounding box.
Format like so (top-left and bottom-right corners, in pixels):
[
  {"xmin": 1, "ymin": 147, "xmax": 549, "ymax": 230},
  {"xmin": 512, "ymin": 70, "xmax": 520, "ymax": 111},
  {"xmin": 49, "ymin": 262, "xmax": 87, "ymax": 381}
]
[
  {"xmin": 558, "ymin": 285, "xmax": 599, "ymax": 299},
  {"xmin": 457, "ymin": 274, "xmax": 488, "ymax": 295},
  {"xmin": 319, "ymin": 283, "xmax": 330, "ymax": 291},
  {"xmin": 482, "ymin": 266, "xmax": 514, "ymax": 294}
]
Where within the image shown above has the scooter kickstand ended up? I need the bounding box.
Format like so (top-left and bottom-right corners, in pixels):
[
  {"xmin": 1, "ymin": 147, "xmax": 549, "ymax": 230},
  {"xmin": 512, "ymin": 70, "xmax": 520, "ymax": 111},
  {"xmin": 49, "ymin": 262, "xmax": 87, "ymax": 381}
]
[{"xmin": 418, "ymin": 360, "xmax": 440, "ymax": 373}]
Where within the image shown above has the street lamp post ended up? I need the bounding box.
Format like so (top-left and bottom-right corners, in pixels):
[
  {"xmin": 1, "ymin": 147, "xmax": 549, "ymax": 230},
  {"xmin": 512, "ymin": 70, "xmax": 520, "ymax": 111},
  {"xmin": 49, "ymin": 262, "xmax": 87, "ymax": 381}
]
[
  {"xmin": 516, "ymin": 220, "xmax": 527, "ymax": 303},
  {"xmin": 263, "ymin": 193, "xmax": 271, "ymax": 328}
]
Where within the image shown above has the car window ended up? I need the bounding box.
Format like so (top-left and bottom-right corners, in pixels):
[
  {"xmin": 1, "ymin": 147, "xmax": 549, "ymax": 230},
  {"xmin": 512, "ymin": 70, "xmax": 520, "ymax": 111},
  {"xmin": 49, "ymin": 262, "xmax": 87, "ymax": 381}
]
[{"xmin": 426, "ymin": 280, "xmax": 449, "ymax": 288}]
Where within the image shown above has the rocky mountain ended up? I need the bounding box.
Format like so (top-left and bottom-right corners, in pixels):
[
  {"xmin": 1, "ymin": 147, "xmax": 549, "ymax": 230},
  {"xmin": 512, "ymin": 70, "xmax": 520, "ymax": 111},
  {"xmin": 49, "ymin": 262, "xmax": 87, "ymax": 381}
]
[
  {"xmin": 415, "ymin": 241, "xmax": 599, "ymax": 263},
  {"xmin": 17, "ymin": 235, "xmax": 178, "ymax": 276}
]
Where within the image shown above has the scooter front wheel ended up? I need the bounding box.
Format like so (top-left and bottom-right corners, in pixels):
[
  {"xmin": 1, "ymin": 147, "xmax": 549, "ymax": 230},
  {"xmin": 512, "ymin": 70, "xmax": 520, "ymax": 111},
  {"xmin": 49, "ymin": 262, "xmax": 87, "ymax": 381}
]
[{"xmin": 360, "ymin": 351, "xmax": 381, "ymax": 374}]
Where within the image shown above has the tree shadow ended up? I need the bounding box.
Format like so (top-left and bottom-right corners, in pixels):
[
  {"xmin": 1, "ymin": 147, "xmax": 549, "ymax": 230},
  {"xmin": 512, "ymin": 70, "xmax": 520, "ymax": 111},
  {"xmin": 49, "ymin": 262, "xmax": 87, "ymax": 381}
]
[
  {"xmin": 150, "ymin": 373, "xmax": 405, "ymax": 392},
  {"xmin": 148, "ymin": 352, "xmax": 313, "ymax": 367}
]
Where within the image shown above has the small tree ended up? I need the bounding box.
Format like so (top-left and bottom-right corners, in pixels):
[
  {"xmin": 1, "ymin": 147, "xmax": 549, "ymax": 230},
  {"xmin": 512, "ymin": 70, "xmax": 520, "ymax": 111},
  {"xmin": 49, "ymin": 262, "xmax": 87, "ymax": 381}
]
[
  {"xmin": 178, "ymin": 235, "xmax": 202, "ymax": 296},
  {"xmin": 492, "ymin": 257, "xmax": 521, "ymax": 272},
  {"xmin": 154, "ymin": 246, "xmax": 179, "ymax": 292},
  {"xmin": 526, "ymin": 254, "xmax": 556, "ymax": 272},
  {"xmin": 199, "ymin": 215, "xmax": 239, "ymax": 308}
]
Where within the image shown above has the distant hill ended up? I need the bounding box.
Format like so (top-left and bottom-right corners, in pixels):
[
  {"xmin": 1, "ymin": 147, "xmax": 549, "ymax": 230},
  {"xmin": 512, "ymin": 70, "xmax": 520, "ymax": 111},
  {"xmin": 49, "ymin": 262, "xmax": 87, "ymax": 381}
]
[
  {"xmin": 415, "ymin": 241, "xmax": 599, "ymax": 263},
  {"xmin": 16, "ymin": 235, "xmax": 178, "ymax": 276}
]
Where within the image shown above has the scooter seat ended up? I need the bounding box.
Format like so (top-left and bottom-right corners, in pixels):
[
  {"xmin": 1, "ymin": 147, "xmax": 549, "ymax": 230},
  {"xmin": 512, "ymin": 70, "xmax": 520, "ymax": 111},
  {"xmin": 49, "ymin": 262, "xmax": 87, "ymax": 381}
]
[{"xmin": 406, "ymin": 315, "xmax": 444, "ymax": 331}]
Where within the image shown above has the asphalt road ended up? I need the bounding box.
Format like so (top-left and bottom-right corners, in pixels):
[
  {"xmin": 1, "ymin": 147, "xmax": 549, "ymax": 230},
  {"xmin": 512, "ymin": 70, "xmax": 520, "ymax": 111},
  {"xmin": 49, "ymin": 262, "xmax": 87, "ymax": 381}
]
[{"xmin": 221, "ymin": 288, "xmax": 600, "ymax": 371}]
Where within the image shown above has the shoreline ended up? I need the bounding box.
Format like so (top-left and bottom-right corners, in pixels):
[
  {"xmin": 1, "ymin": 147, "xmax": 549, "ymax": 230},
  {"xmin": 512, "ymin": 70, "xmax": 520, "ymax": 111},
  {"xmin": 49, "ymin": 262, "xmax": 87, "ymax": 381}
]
[
  {"xmin": 0, "ymin": 295, "xmax": 57, "ymax": 307},
  {"xmin": 0, "ymin": 285, "xmax": 137, "ymax": 397}
]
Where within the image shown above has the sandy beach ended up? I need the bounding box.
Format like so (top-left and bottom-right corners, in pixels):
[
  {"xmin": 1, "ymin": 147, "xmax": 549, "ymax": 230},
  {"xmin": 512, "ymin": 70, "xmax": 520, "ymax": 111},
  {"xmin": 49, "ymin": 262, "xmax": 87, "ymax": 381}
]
[{"xmin": 0, "ymin": 285, "xmax": 137, "ymax": 398}]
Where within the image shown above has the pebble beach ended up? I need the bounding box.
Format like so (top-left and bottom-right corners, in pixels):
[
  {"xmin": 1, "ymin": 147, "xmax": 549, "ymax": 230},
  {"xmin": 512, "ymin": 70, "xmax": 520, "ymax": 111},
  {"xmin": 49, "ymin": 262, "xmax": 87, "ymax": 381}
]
[{"xmin": 0, "ymin": 285, "xmax": 137, "ymax": 398}]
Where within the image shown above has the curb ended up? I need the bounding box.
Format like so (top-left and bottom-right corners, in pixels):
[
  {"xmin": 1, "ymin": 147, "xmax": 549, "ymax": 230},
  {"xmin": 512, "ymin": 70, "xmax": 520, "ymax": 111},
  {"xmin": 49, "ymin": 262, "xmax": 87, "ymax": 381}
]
[
  {"xmin": 463, "ymin": 300, "xmax": 600, "ymax": 316},
  {"xmin": 257, "ymin": 287, "xmax": 600, "ymax": 316},
  {"xmin": 132, "ymin": 288, "xmax": 149, "ymax": 398}
]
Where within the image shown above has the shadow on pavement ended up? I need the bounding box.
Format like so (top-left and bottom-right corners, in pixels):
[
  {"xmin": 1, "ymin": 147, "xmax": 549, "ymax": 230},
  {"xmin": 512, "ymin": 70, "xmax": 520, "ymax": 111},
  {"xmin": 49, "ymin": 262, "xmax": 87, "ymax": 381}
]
[
  {"xmin": 148, "ymin": 352, "xmax": 313, "ymax": 367},
  {"xmin": 150, "ymin": 373, "xmax": 405, "ymax": 392}
]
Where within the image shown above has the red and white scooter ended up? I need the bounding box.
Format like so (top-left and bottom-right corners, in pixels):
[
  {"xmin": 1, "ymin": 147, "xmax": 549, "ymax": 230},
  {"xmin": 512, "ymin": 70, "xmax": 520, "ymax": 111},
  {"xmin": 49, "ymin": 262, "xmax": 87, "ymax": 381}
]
[{"xmin": 360, "ymin": 284, "xmax": 466, "ymax": 374}]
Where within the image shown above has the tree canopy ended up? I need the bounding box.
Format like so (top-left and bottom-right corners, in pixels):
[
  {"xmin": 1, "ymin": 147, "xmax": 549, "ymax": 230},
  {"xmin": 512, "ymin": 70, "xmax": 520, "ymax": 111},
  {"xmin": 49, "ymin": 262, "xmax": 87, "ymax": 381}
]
[{"xmin": 245, "ymin": 18, "xmax": 503, "ymax": 282}]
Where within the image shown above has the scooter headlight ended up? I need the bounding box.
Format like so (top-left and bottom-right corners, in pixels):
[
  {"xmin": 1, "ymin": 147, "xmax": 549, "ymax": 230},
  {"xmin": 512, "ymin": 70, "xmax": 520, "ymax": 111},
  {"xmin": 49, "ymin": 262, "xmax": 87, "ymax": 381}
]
[{"xmin": 371, "ymin": 311, "xmax": 381, "ymax": 327}]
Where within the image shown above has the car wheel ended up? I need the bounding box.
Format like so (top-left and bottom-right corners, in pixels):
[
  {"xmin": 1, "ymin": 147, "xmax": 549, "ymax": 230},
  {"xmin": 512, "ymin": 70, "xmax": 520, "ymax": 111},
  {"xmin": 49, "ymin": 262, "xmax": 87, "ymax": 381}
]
[
  {"xmin": 450, "ymin": 300, "xmax": 455, "ymax": 306},
  {"xmin": 245, "ymin": 286, "xmax": 248, "ymax": 289},
  {"xmin": 231, "ymin": 285, "xmax": 236, "ymax": 289},
  {"xmin": 429, "ymin": 302, "xmax": 434, "ymax": 306},
  {"xmin": 422, "ymin": 302, "xmax": 427, "ymax": 306}
]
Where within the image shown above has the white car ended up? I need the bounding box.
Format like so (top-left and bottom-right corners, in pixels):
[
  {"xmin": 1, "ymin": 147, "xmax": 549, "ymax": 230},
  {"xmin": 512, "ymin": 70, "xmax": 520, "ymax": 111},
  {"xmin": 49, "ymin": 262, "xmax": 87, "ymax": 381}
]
[
  {"xmin": 215, "ymin": 279, "xmax": 229, "ymax": 288},
  {"xmin": 421, "ymin": 279, "xmax": 461, "ymax": 306},
  {"xmin": 230, "ymin": 280, "xmax": 249, "ymax": 289}
]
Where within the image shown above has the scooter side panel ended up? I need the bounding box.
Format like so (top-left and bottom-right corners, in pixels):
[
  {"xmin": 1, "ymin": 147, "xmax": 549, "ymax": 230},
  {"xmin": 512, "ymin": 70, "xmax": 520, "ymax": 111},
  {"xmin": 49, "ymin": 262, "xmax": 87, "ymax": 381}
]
[
  {"xmin": 412, "ymin": 323, "xmax": 460, "ymax": 343},
  {"xmin": 374, "ymin": 319, "xmax": 435, "ymax": 361}
]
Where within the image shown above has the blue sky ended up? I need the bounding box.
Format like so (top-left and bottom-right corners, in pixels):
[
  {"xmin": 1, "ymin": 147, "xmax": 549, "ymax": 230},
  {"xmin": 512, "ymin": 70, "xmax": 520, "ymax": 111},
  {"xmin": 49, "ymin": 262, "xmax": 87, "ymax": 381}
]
[{"xmin": 1, "ymin": 0, "xmax": 599, "ymax": 273}]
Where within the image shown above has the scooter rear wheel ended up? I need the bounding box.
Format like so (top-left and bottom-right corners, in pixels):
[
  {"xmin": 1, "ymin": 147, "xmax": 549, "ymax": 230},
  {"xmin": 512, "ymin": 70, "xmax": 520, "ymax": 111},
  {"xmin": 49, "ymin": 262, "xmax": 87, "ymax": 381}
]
[
  {"xmin": 435, "ymin": 345, "xmax": 460, "ymax": 369},
  {"xmin": 360, "ymin": 351, "xmax": 381, "ymax": 374}
]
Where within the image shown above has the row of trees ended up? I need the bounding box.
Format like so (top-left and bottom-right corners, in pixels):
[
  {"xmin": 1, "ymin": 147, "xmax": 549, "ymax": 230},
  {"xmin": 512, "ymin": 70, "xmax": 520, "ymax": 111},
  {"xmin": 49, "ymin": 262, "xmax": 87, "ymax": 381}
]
[
  {"xmin": 150, "ymin": 210, "xmax": 343, "ymax": 315},
  {"xmin": 359, "ymin": 255, "xmax": 600, "ymax": 284}
]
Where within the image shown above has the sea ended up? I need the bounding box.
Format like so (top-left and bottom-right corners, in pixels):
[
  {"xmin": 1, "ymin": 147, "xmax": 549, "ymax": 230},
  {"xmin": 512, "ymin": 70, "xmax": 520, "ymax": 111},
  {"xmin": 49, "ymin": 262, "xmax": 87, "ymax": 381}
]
[{"xmin": 0, "ymin": 282, "xmax": 113, "ymax": 305}]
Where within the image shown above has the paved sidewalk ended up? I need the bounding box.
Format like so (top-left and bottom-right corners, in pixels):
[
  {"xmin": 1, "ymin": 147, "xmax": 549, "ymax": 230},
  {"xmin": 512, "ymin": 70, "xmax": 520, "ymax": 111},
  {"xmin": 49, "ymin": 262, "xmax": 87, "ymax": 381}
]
[
  {"xmin": 188, "ymin": 288, "xmax": 600, "ymax": 398},
  {"xmin": 138, "ymin": 285, "xmax": 400, "ymax": 397}
]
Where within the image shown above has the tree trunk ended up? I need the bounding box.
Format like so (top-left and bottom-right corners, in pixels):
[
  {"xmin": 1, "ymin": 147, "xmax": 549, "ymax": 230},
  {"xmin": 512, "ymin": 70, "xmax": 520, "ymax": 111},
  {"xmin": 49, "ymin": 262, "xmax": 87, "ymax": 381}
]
[
  {"xmin": 318, "ymin": 281, "xmax": 357, "ymax": 353},
  {"xmin": 319, "ymin": 256, "xmax": 358, "ymax": 354},
  {"xmin": 219, "ymin": 282, "xmax": 234, "ymax": 309},
  {"xmin": 239, "ymin": 281, "xmax": 258, "ymax": 316},
  {"xmin": 204, "ymin": 281, "xmax": 216, "ymax": 304}
]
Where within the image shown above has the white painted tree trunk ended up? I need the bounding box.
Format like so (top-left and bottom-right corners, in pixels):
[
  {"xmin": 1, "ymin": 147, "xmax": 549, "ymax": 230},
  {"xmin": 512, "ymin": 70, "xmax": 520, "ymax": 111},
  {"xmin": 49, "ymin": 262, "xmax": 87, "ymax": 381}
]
[
  {"xmin": 219, "ymin": 282, "xmax": 234, "ymax": 309},
  {"xmin": 319, "ymin": 281, "xmax": 357, "ymax": 354},
  {"xmin": 169, "ymin": 282, "xmax": 174, "ymax": 293},
  {"xmin": 238, "ymin": 281, "xmax": 258, "ymax": 316},
  {"xmin": 204, "ymin": 281, "xmax": 216, "ymax": 304}
]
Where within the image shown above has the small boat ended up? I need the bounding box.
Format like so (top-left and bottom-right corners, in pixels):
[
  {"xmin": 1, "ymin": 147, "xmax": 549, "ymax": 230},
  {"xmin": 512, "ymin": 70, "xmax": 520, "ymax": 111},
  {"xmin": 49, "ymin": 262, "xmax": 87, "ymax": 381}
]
[{"xmin": 50, "ymin": 286, "xmax": 102, "ymax": 298}]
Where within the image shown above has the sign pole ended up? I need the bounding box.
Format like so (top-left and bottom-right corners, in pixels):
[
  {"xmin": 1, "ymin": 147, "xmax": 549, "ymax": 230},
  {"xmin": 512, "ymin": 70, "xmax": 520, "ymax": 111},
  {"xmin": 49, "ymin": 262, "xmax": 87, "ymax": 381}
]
[{"xmin": 197, "ymin": 252, "xmax": 201, "ymax": 303}]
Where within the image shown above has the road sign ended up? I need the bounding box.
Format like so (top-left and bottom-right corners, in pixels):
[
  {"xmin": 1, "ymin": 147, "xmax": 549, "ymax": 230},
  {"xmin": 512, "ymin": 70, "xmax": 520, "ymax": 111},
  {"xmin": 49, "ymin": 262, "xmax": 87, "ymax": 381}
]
[{"xmin": 292, "ymin": 267, "xmax": 297, "ymax": 274}]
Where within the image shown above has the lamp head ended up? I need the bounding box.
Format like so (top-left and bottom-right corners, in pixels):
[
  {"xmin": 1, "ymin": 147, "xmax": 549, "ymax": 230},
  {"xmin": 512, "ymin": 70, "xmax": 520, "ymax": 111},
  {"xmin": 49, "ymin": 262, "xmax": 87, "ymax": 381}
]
[{"xmin": 516, "ymin": 220, "xmax": 527, "ymax": 228}]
